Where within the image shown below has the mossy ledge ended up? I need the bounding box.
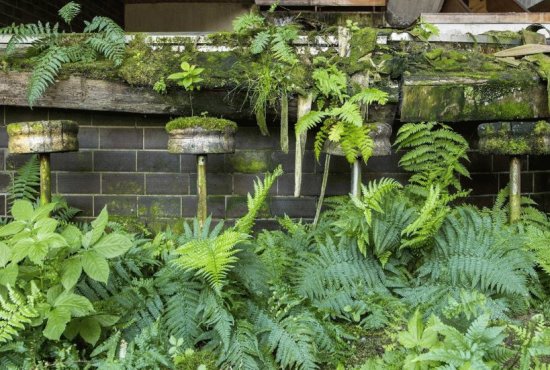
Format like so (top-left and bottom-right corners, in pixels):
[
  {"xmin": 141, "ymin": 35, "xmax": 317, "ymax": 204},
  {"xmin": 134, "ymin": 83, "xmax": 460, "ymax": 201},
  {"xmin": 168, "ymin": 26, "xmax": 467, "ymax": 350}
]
[{"xmin": 166, "ymin": 116, "xmax": 238, "ymax": 132}]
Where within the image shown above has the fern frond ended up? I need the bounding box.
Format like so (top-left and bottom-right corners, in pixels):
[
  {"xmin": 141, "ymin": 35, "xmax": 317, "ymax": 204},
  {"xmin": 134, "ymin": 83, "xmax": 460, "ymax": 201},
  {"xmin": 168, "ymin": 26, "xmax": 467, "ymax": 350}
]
[
  {"xmin": 221, "ymin": 320, "xmax": 262, "ymax": 370},
  {"xmin": 58, "ymin": 2, "xmax": 81, "ymax": 25},
  {"xmin": 83, "ymin": 16, "xmax": 125, "ymax": 65},
  {"xmin": 0, "ymin": 284, "xmax": 40, "ymax": 343},
  {"xmin": 8, "ymin": 155, "xmax": 40, "ymax": 203},
  {"xmin": 251, "ymin": 31, "xmax": 271, "ymax": 54},
  {"xmin": 233, "ymin": 12, "xmax": 264, "ymax": 34},
  {"xmin": 296, "ymin": 110, "xmax": 328, "ymax": 135},
  {"xmin": 350, "ymin": 88, "xmax": 389, "ymax": 106},
  {"xmin": 27, "ymin": 46, "xmax": 71, "ymax": 106}
]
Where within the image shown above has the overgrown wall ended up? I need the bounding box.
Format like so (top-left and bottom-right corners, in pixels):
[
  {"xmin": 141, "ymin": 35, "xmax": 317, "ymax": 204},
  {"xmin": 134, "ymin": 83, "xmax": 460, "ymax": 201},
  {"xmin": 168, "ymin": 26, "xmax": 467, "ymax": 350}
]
[{"xmin": 0, "ymin": 105, "xmax": 549, "ymax": 227}]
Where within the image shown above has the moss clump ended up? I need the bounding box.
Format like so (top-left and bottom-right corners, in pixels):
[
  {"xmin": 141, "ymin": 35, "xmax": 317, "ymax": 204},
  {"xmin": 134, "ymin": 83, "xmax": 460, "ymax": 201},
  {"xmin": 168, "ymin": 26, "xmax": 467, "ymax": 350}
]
[
  {"xmin": 478, "ymin": 121, "xmax": 550, "ymax": 155},
  {"xmin": 166, "ymin": 116, "xmax": 237, "ymax": 132},
  {"xmin": 349, "ymin": 27, "xmax": 378, "ymax": 63}
]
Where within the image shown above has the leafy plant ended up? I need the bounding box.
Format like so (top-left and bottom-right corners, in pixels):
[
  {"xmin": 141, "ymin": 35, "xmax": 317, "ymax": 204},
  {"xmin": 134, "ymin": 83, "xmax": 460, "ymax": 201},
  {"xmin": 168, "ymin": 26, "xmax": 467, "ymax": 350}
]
[
  {"xmin": 167, "ymin": 61, "xmax": 204, "ymax": 91},
  {"xmin": 0, "ymin": 1, "xmax": 125, "ymax": 106}
]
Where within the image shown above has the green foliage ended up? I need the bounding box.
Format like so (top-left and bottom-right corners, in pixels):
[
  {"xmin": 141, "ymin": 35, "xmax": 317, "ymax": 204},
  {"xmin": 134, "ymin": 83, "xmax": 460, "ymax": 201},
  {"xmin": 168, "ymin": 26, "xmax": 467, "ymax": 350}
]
[
  {"xmin": 167, "ymin": 61, "xmax": 204, "ymax": 91},
  {"xmin": 0, "ymin": 283, "xmax": 40, "ymax": 343},
  {"xmin": 0, "ymin": 2, "xmax": 125, "ymax": 106},
  {"xmin": 8, "ymin": 155, "xmax": 40, "ymax": 203},
  {"xmin": 165, "ymin": 116, "xmax": 237, "ymax": 132}
]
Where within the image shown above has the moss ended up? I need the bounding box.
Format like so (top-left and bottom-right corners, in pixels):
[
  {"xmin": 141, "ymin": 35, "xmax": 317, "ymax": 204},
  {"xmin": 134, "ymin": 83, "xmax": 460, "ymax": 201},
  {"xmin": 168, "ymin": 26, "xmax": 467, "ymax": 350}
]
[
  {"xmin": 174, "ymin": 349, "xmax": 217, "ymax": 370},
  {"xmin": 349, "ymin": 27, "xmax": 378, "ymax": 63},
  {"xmin": 534, "ymin": 120, "xmax": 550, "ymax": 135},
  {"xmin": 229, "ymin": 151, "xmax": 271, "ymax": 173},
  {"xmin": 478, "ymin": 121, "xmax": 550, "ymax": 155},
  {"xmin": 166, "ymin": 116, "xmax": 237, "ymax": 132}
]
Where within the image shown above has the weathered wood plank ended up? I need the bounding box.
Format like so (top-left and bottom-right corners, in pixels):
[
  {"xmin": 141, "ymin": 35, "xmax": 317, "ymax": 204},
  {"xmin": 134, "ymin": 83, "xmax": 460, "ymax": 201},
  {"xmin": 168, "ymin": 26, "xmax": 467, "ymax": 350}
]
[
  {"xmin": 422, "ymin": 12, "xmax": 550, "ymax": 24},
  {"xmin": 255, "ymin": 0, "xmax": 385, "ymax": 5},
  {"xmin": 0, "ymin": 72, "xmax": 253, "ymax": 119},
  {"xmin": 400, "ymin": 73, "xmax": 549, "ymax": 122}
]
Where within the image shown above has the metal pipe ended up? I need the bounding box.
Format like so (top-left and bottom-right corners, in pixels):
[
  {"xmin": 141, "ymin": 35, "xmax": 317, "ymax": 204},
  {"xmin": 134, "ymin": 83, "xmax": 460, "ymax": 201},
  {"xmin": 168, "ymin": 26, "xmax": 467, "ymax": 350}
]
[
  {"xmin": 509, "ymin": 156, "xmax": 522, "ymax": 223},
  {"xmin": 39, "ymin": 153, "xmax": 51, "ymax": 205},
  {"xmin": 197, "ymin": 155, "xmax": 208, "ymax": 225}
]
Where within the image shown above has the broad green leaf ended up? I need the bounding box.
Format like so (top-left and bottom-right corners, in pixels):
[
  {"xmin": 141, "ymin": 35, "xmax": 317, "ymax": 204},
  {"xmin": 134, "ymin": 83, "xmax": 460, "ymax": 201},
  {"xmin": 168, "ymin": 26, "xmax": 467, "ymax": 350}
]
[
  {"xmin": 0, "ymin": 242, "xmax": 11, "ymax": 267},
  {"xmin": 44, "ymin": 307, "xmax": 71, "ymax": 340},
  {"xmin": 11, "ymin": 200, "xmax": 34, "ymax": 221},
  {"xmin": 35, "ymin": 218, "xmax": 59, "ymax": 235},
  {"xmin": 62, "ymin": 225, "xmax": 82, "ymax": 250},
  {"xmin": 31, "ymin": 202, "xmax": 57, "ymax": 221},
  {"xmin": 83, "ymin": 207, "xmax": 108, "ymax": 248},
  {"xmin": 93, "ymin": 233, "xmax": 132, "ymax": 258},
  {"xmin": 0, "ymin": 264, "xmax": 18, "ymax": 286},
  {"xmin": 54, "ymin": 291, "xmax": 94, "ymax": 317},
  {"xmin": 40, "ymin": 233, "xmax": 68, "ymax": 249},
  {"xmin": 79, "ymin": 317, "xmax": 101, "ymax": 345},
  {"xmin": 61, "ymin": 258, "xmax": 82, "ymax": 290},
  {"xmin": 10, "ymin": 238, "xmax": 34, "ymax": 263},
  {"xmin": 81, "ymin": 250, "xmax": 109, "ymax": 283},
  {"xmin": 0, "ymin": 221, "xmax": 25, "ymax": 237},
  {"xmin": 28, "ymin": 241, "xmax": 49, "ymax": 265},
  {"xmin": 95, "ymin": 314, "xmax": 119, "ymax": 327}
]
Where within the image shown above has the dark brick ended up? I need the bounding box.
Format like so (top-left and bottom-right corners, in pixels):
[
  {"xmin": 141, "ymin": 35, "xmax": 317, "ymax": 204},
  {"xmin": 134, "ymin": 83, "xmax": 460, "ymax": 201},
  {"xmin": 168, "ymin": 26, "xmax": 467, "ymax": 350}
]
[
  {"xmin": 365, "ymin": 153, "xmax": 401, "ymax": 173},
  {"xmin": 277, "ymin": 173, "xmax": 349, "ymax": 196},
  {"xmin": 0, "ymin": 127, "xmax": 8, "ymax": 148},
  {"xmin": 51, "ymin": 152, "xmax": 93, "ymax": 172},
  {"xmin": 181, "ymin": 154, "xmax": 225, "ymax": 173},
  {"xmin": 94, "ymin": 151, "xmax": 136, "ymax": 172},
  {"xmin": 78, "ymin": 127, "xmax": 99, "ymax": 149},
  {"xmin": 498, "ymin": 172, "xmax": 534, "ymax": 194},
  {"xmin": 363, "ymin": 172, "xmax": 410, "ymax": 186},
  {"xmin": 143, "ymin": 128, "xmax": 168, "ymax": 149},
  {"xmin": 0, "ymin": 195, "xmax": 6, "ymax": 216},
  {"xmin": 534, "ymin": 172, "xmax": 550, "ymax": 193},
  {"xmin": 459, "ymin": 196, "xmax": 496, "ymax": 209},
  {"xmin": 182, "ymin": 195, "xmax": 225, "ymax": 218},
  {"xmin": 315, "ymin": 153, "xmax": 352, "ymax": 174},
  {"xmin": 95, "ymin": 196, "xmax": 138, "ymax": 216},
  {"xmin": 92, "ymin": 112, "xmax": 136, "ymax": 127},
  {"xmin": 146, "ymin": 173, "xmax": 189, "ymax": 195},
  {"xmin": 138, "ymin": 196, "xmax": 181, "ymax": 218},
  {"xmin": 59, "ymin": 195, "xmax": 94, "ymax": 217},
  {"xmin": 48, "ymin": 109, "xmax": 92, "ymax": 126},
  {"xmin": 252, "ymin": 219, "xmax": 281, "ymax": 233},
  {"xmin": 235, "ymin": 127, "xmax": 279, "ymax": 149},
  {"xmin": 138, "ymin": 151, "xmax": 179, "ymax": 172},
  {"xmin": 6, "ymin": 153, "xmax": 32, "ymax": 170},
  {"xmin": 136, "ymin": 114, "xmax": 169, "ymax": 127},
  {"xmin": 57, "ymin": 173, "xmax": 100, "ymax": 194},
  {"xmin": 226, "ymin": 195, "xmax": 271, "ymax": 219},
  {"xmin": 269, "ymin": 197, "xmax": 317, "ymax": 218},
  {"xmin": 100, "ymin": 128, "xmax": 143, "ymax": 149},
  {"xmin": 0, "ymin": 173, "xmax": 11, "ymax": 192},
  {"xmin": 233, "ymin": 174, "xmax": 277, "ymax": 196},
  {"xmin": 530, "ymin": 193, "xmax": 550, "ymax": 212},
  {"xmin": 190, "ymin": 173, "xmax": 233, "ymax": 195},
  {"xmin": 0, "ymin": 149, "xmax": 5, "ymax": 170},
  {"xmin": 226, "ymin": 150, "xmax": 272, "ymax": 173},
  {"xmin": 467, "ymin": 151, "xmax": 493, "ymax": 173},
  {"xmin": 461, "ymin": 173, "xmax": 499, "ymax": 196},
  {"xmin": 102, "ymin": 173, "xmax": 145, "ymax": 195},
  {"xmin": 528, "ymin": 155, "xmax": 550, "ymax": 171},
  {"xmin": 271, "ymin": 150, "xmax": 316, "ymax": 174},
  {"xmin": 492, "ymin": 155, "xmax": 528, "ymax": 172},
  {"xmin": 5, "ymin": 106, "xmax": 48, "ymax": 124}
]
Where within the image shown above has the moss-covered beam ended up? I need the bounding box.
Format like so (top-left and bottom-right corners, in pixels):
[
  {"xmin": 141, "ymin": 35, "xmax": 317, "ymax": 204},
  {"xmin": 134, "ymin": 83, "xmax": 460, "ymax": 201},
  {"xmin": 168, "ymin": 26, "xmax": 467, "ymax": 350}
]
[{"xmin": 400, "ymin": 71, "xmax": 549, "ymax": 122}]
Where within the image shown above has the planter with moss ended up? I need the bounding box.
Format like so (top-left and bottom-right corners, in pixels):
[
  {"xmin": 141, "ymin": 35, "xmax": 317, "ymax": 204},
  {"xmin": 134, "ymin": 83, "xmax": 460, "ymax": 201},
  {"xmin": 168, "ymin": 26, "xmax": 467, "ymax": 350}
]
[
  {"xmin": 166, "ymin": 117, "xmax": 237, "ymax": 225},
  {"xmin": 166, "ymin": 117, "xmax": 237, "ymax": 155},
  {"xmin": 7, "ymin": 120, "xmax": 79, "ymax": 205}
]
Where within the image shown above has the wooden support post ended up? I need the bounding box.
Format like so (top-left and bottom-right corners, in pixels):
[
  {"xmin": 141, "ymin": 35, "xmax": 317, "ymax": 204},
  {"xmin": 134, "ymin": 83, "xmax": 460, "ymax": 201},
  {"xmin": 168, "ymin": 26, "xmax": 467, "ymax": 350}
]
[
  {"xmin": 351, "ymin": 159, "xmax": 362, "ymax": 197},
  {"xmin": 509, "ymin": 156, "xmax": 522, "ymax": 223},
  {"xmin": 294, "ymin": 94, "xmax": 313, "ymax": 197},
  {"xmin": 197, "ymin": 155, "xmax": 208, "ymax": 225},
  {"xmin": 314, "ymin": 154, "xmax": 331, "ymax": 226},
  {"xmin": 39, "ymin": 153, "xmax": 51, "ymax": 205}
]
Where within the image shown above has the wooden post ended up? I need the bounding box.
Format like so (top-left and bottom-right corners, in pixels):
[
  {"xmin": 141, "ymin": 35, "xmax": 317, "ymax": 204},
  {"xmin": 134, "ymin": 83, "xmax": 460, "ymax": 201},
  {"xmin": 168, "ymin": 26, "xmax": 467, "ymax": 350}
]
[
  {"xmin": 509, "ymin": 156, "xmax": 522, "ymax": 223},
  {"xmin": 294, "ymin": 94, "xmax": 313, "ymax": 197},
  {"xmin": 197, "ymin": 155, "xmax": 208, "ymax": 225},
  {"xmin": 351, "ymin": 159, "xmax": 362, "ymax": 197},
  {"xmin": 39, "ymin": 153, "xmax": 51, "ymax": 205}
]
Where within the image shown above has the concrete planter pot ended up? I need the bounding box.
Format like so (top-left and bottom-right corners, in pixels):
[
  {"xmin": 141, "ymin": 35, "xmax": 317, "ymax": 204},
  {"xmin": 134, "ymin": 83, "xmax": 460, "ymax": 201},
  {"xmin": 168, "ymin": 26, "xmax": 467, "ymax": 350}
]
[
  {"xmin": 323, "ymin": 122, "xmax": 392, "ymax": 157},
  {"xmin": 7, "ymin": 120, "xmax": 79, "ymax": 154},
  {"xmin": 167, "ymin": 126, "xmax": 236, "ymax": 155}
]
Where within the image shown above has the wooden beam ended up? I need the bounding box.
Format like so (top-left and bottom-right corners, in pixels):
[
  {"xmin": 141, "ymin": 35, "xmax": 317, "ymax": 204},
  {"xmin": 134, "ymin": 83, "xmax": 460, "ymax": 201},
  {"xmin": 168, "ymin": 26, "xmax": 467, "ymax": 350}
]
[
  {"xmin": 422, "ymin": 12, "xmax": 550, "ymax": 23},
  {"xmin": 0, "ymin": 72, "xmax": 254, "ymax": 119},
  {"xmin": 255, "ymin": 0, "xmax": 386, "ymax": 6}
]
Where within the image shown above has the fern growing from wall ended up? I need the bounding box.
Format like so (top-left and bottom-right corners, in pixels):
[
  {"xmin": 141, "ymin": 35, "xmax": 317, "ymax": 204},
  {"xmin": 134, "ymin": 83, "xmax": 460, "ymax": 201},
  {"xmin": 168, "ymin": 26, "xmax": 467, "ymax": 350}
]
[
  {"xmin": 0, "ymin": 1, "xmax": 125, "ymax": 106},
  {"xmin": 7, "ymin": 155, "xmax": 40, "ymax": 204}
]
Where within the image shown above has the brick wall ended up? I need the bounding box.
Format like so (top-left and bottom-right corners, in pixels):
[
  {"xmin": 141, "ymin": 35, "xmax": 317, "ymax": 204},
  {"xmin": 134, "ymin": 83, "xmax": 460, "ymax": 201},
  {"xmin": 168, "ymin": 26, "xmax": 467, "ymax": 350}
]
[
  {"xmin": 0, "ymin": 0, "xmax": 124, "ymax": 29},
  {"xmin": 0, "ymin": 106, "xmax": 549, "ymax": 227}
]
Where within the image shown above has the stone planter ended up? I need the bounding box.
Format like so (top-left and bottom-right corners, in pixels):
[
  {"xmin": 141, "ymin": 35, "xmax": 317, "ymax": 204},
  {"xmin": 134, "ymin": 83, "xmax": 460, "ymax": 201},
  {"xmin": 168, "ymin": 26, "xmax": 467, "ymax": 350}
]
[
  {"xmin": 7, "ymin": 120, "xmax": 79, "ymax": 154},
  {"xmin": 7, "ymin": 120, "xmax": 79, "ymax": 205},
  {"xmin": 167, "ymin": 126, "xmax": 236, "ymax": 155},
  {"xmin": 323, "ymin": 122, "xmax": 392, "ymax": 157}
]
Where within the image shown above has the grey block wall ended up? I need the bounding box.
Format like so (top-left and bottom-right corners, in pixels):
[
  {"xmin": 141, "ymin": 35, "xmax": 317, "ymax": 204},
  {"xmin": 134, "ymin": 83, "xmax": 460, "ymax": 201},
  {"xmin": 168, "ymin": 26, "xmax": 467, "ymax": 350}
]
[{"xmin": 0, "ymin": 106, "xmax": 549, "ymax": 227}]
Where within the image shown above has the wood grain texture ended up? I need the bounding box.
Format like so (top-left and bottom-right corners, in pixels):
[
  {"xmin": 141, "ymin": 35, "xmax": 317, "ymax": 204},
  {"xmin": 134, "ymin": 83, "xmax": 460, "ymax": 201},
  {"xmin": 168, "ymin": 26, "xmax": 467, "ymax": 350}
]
[
  {"xmin": 386, "ymin": 0, "xmax": 444, "ymax": 28},
  {"xmin": 0, "ymin": 72, "xmax": 253, "ymax": 119}
]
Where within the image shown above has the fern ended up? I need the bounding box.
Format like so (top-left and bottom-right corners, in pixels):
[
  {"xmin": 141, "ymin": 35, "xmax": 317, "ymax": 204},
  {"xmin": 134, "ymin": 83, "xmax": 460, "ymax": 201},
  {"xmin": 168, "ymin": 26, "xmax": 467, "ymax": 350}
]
[
  {"xmin": 0, "ymin": 284, "xmax": 40, "ymax": 343},
  {"xmin": 233, "ymin": 12, "xmax": 264, "ymax": 34},
  {"xmin": 8, "ymin": 155, "xmax": 40, "ymax": 203},
  {"xmin": 83, "ymin": 16, "xmax": 125, "ymax": 66},
  {"xmin": 219, "ymin": 320, "xmax": 263, "ymax": 369},
  {"xmin": 58, "ymin": 2, "xmax": 81, "ymax": 25}
]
